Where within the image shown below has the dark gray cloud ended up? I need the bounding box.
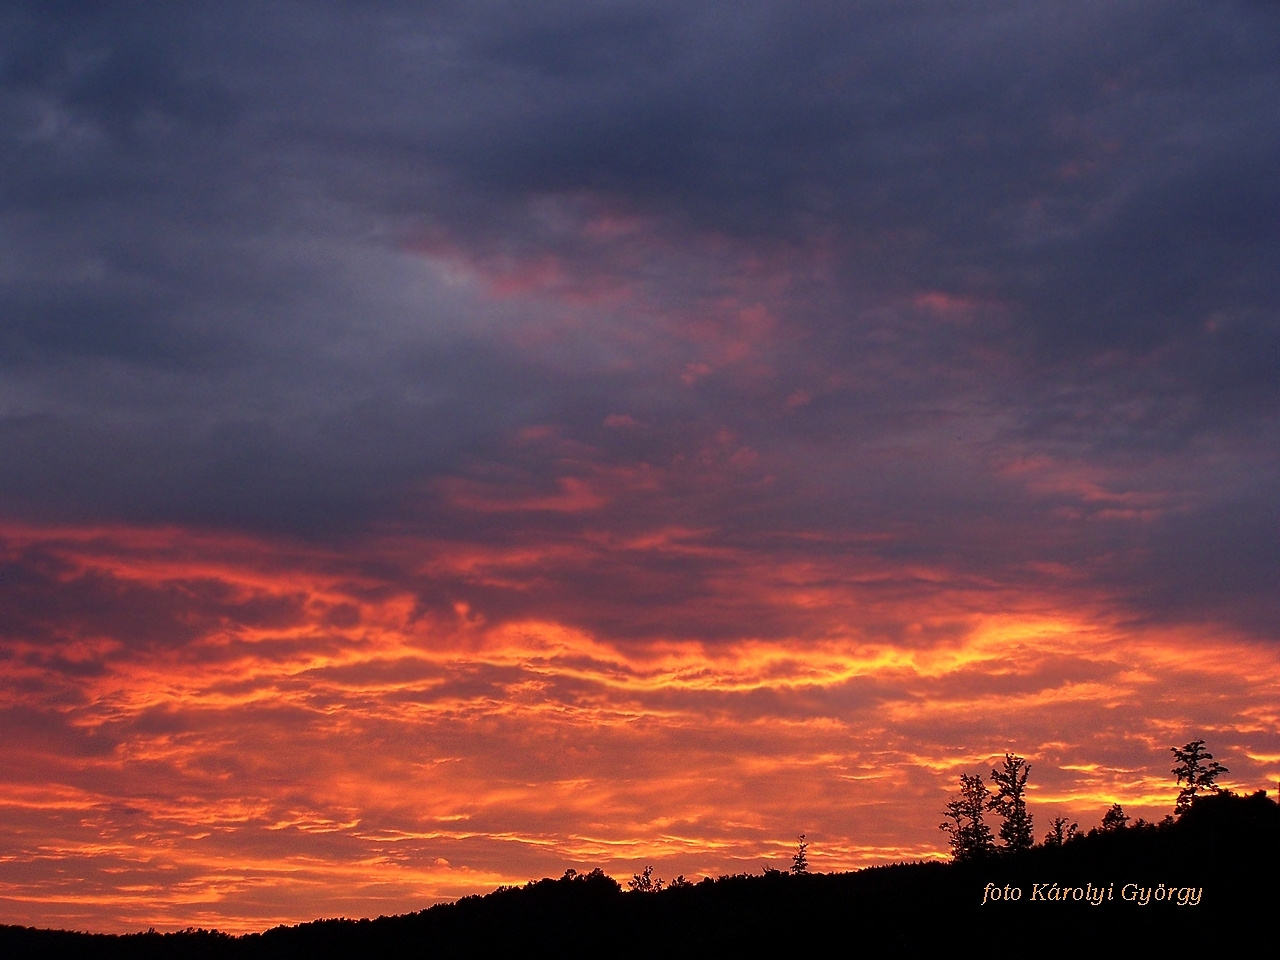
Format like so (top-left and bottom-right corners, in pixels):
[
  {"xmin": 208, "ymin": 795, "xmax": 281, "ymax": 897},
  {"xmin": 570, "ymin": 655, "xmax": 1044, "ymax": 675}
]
[{"xmin": 0, "ymin": 1, "xmax": 1276, "ymax": 635}]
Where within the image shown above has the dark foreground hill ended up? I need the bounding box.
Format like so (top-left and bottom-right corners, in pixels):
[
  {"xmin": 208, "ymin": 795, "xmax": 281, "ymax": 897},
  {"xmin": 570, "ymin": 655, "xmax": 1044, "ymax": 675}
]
[{"xmin": 4, "ymin": 790, "xmax": 1275, "ymax": 957}]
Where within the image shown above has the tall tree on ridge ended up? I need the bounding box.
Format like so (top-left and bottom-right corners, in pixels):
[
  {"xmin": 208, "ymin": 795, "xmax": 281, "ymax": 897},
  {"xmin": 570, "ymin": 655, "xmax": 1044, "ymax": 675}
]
[
  {"xmin": 988, "ymin": 754, "xmax": 1034, "ymax": 853},
  {"xmin": 1171, "ymin": 740, "xmax": 1227, "ymax": 815},
  {"xmin": 940, "ymin": 774, "xmax": 995, "ymax": 862}
]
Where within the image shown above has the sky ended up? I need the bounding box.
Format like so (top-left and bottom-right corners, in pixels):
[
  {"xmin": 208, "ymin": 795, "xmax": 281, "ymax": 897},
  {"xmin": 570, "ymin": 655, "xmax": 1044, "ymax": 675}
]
[{"xmin": 1, "ymin": 0, "xmax": 1278, "ymax": 934}]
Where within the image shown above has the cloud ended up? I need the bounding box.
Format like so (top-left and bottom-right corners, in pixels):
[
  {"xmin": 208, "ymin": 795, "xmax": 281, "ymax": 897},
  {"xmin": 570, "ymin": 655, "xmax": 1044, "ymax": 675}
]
[
  {"xmin": 0, "ymin": 0, "xmax": 1277, "ymax": 930},
  {"xmin": 2, "ymin": 525, "xmax": 1278, "ymax": 931}
]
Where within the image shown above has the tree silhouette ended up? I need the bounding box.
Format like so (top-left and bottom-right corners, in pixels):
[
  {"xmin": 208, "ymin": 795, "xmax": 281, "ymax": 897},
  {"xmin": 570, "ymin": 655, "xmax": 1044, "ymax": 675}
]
[
  {"xmin": 790, "ymin": 834, "xmax": 808, "ymax": 875},
  {"xmin": 628, "ymin": 865, "xmax": 664, "ymax": 892},
  {"xmin": 1100, "ymin": 803, "xmax": 1129, "ymax": 831},
  {"xmin": 1043, "ymin": 816, "xmax": 1078, "ymax": 846},
  {"xmin": 1171, "ymin": 740, "xmax": 1227, "ymax": 815},
  {"xmin": 560, "ymin": 867, "xmax": 614, "ymax": 884},
  {"xmin": 940, "ymin": 774, "xmax": 995, "ymax": 862},
  {"xmin": 988, "ymin": 754, "xmax": 1034, "ymax": 853}
]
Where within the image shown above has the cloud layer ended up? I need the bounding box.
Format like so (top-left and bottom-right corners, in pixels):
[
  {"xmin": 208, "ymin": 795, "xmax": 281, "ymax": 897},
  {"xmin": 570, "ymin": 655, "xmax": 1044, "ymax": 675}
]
[
  {"xmin": 0, "ymin": 0, "xmax": 1277, "ymax": 931},
  {"xmin": 2, "ymin": 526, "xmax": 1278, "ymax": 932}
]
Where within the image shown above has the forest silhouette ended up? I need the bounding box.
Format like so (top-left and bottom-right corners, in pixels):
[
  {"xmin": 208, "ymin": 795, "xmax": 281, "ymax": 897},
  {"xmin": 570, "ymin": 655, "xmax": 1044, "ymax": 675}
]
[{"xmin": 3, "ymin": 740, "xmax": 1274, "ymax": 955}]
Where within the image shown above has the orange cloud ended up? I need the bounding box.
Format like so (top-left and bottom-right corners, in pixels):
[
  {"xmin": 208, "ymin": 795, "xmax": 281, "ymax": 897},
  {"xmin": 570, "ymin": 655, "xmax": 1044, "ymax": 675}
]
[{"xmin": 1, "ymin": 523, "xmax": 1277, "ymax": 933}]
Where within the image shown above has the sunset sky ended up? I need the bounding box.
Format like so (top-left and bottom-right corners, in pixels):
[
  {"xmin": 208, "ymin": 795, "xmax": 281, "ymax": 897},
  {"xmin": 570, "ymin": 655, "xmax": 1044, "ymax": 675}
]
[{"xmin": 2, "ymin": 0, "xmax": 1278, "ymax": 934}]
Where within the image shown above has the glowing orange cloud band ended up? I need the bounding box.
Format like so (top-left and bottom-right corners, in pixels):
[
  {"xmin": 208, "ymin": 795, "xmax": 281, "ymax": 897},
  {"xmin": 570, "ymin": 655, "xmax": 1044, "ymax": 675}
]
[{"xmin": 1, "ymin": 524, "xmax": 1277, "ymax": 933}]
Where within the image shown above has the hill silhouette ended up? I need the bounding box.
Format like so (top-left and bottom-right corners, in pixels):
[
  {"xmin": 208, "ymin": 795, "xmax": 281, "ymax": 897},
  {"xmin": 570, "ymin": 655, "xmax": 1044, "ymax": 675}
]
[{"xmin": 3, "ymin": 790, "xmax": 1274, "ymax": 956}]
